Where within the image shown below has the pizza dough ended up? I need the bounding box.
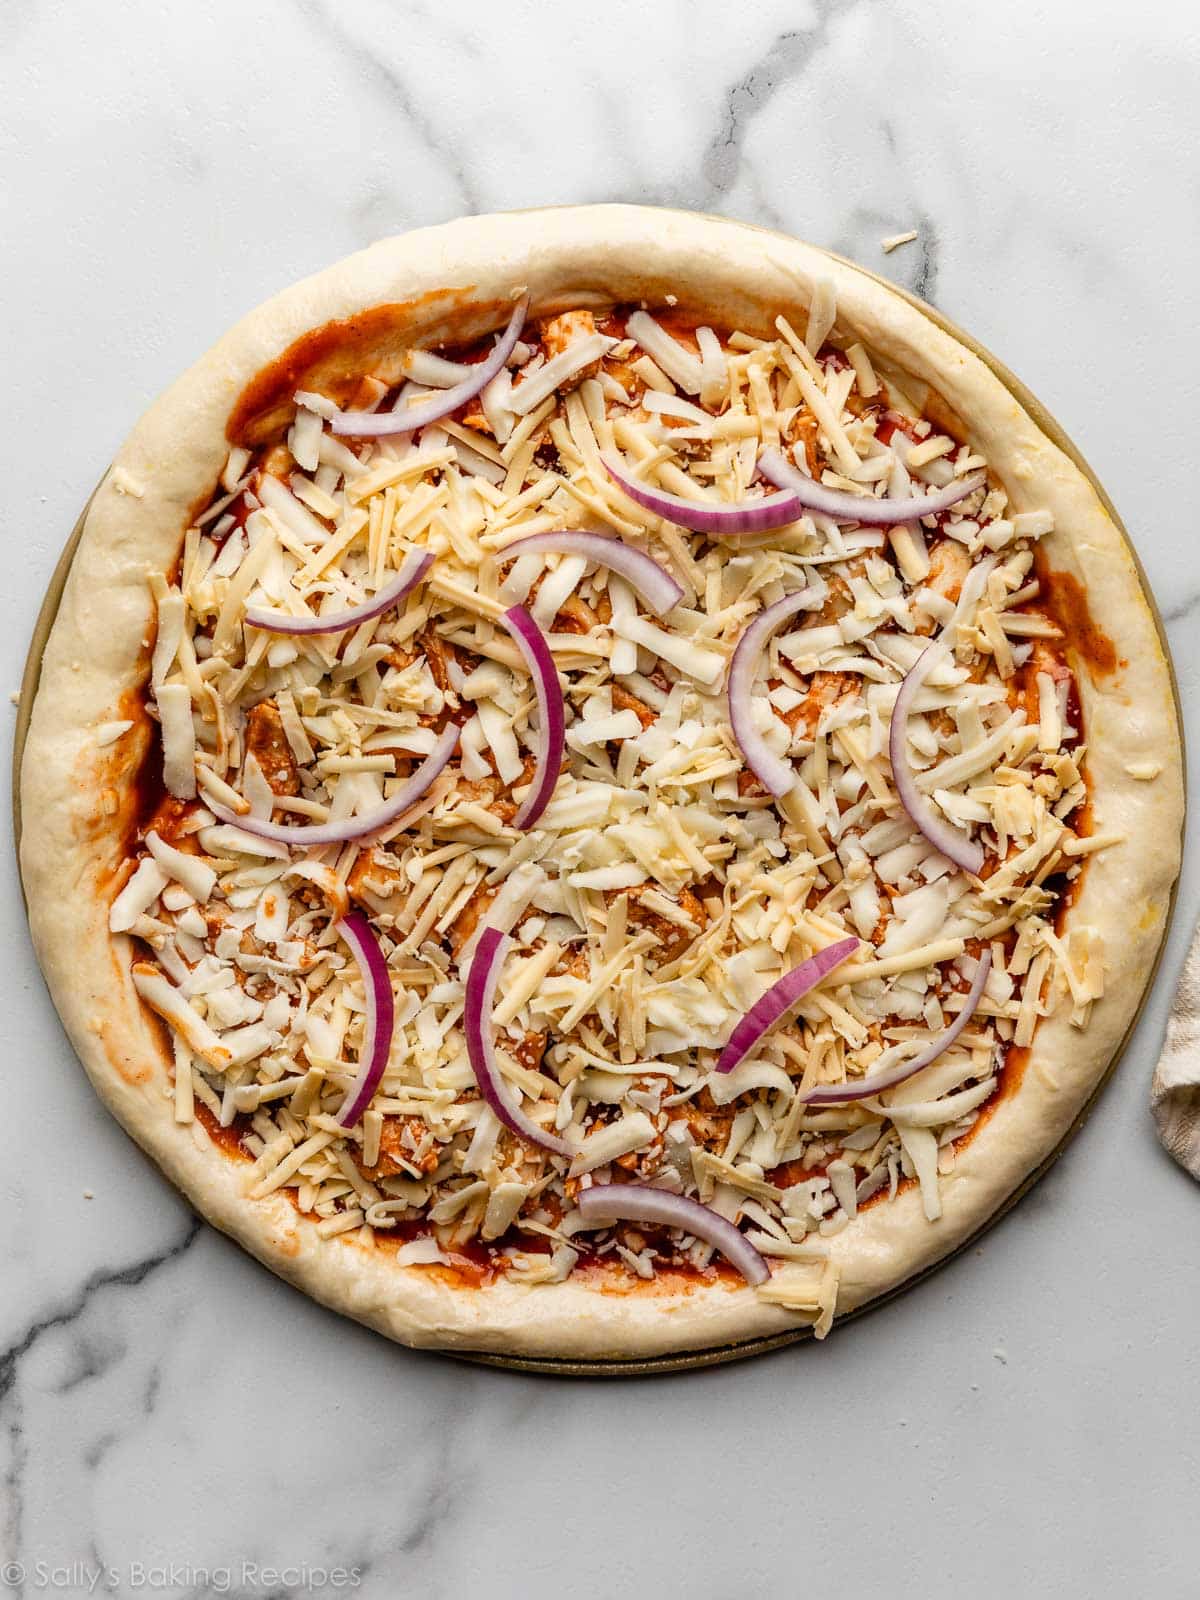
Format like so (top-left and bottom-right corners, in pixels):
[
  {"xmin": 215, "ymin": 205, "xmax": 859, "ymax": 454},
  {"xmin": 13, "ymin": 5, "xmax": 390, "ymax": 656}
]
[{"xmin": 20, "ymin": 207, "xmax": 1183, "ymax": 1358}]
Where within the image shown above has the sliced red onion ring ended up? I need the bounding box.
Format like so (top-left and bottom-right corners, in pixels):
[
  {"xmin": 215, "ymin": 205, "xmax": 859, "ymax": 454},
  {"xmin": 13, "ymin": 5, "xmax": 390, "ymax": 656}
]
[
  {"xmin": 889, "ymin": 643, "xmax": 985, "ymax": 875},
  {"xmin": 717, "ymin": 936, "xmax": 860, "ymax": 1075},
  {"xmin": 758, "ymin": 447, "xmax": 986, "ymax": 526},
  {"xmin": 208, "ymin": 721, "xmax": 459, "ymax": 848},
  {"xmin": 500, "ymin": 529, "xmax": 683, "ymax": 617},
  {"xmin": 603, "ymin": 452, "xmax": 803, "ymax": 535},
  {"xmin": 727, "ymin": 586, "xmax": 823, "ymax": 795},
  {"xmin": 244, "ymin": 549, "xmax": 433, "ymax": 635},
  {"xmin": 577, "ymin": 1184, "xmax": 769, "ymax": 1286},
  {"xmin": 334, "ymin": 911, "xmax": 395, "ymax": 1128},
  {"xmin": 329, "ymin": 298, "xmax": 529, "ymax": 438},
  {"xmin": 465, "ymin": 927, "xmax": 573, "ymax": 1157},
  {"xmin": 499, "ymin": 604, "xmax": 564, "ymax": 829},
  {"xmin": 800, "ymin": 949, "xmax": 992, "ymax": 1105}
]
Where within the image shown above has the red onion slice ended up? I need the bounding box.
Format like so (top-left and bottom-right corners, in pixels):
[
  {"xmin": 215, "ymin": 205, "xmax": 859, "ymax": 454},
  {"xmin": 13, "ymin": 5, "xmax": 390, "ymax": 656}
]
[
  {"xmin": 800, "ymin": 950, "xmax": 992, "ymax": 1105},
  {"xmin": 577, "ymin": 1184, "xmax": 769, "ymax": 1286},
  {"xmin": 499, "ymin": 604, "xmax": 565, "ymax": 829},
  {"xmin": 334, "ymin": 911, "xmax": 396, "ymax": 1128},
  {"xmin": 727, "ymin": 586, "xmax": 824, "ymax": 795},
  {"xmin": 603, "ymin": 452, "xmax": 803, "ymax": 535},
  {"xmin": 889, "ymin": 643, "xmax": 985, "ymax": 875},
  {"xmin": 209, "ymin": 721, "xmax": 459, "ymax": 848},
  {"xmin": 717, "ymin": 936, "xmax": 860, "ymax": 1075},
  {"xmin": 329, "ymin": 298, "xmax": 529, "ymax": 438},
  {"xmin": 500, "ymin": 530, "xmax": 683, "ymax": 617},
  {"xmin": 465, "ymin": 927, "xmax": 573, "ymax": 1157},
  {"xmin": 244, "ymin": 549, "xmax": 432, "ymax": 635},
  {"xmin": 758, "ymin": 448, "xmax": 986, "ymax": 526}
]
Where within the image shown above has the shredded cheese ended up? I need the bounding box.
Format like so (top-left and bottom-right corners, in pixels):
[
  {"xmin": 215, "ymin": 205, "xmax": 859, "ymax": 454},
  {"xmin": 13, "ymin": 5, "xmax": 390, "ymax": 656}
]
[{"xmin": 112, "ymin": 288, "xmax": 1095, "ymax": 1309}]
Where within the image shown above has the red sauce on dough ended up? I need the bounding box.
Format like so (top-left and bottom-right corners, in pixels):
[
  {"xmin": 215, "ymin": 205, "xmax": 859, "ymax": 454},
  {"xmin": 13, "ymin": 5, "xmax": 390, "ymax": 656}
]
[
  {"xmin": 194, "ymin": 1098, "xmax": 253, "ymax": 1160},
  {"xmin": 1033, "ymin": 558, "xmax": 1119, "ymax": 676},
  {"xmin": 367, "ymin": 1212, "xmax": 737, "ymax": 1289},
  {"xmin": 226, "ymin": 286, "xmax": 490, "ymax": 447}
]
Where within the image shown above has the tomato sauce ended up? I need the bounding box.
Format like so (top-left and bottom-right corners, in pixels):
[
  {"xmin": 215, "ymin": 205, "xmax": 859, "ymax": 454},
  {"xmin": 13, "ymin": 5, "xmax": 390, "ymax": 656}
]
[
  {"xmin": 1033, "ymin": 557, "xmax": 1119, "ymax": 676},
  {"xmin": 194, "ymin": 1098, "xmax": 253, "ymax": 1160},
  {"xmin": 227, "ymin": 286, "xmax": 490, "ymax": 447}
]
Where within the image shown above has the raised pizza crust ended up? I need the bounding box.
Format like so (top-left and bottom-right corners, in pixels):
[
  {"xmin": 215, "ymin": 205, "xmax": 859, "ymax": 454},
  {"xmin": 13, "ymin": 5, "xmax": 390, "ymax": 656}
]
[{"xmin": 20, "ymin": 206, "xmax": 1183, "ymax": 1358}]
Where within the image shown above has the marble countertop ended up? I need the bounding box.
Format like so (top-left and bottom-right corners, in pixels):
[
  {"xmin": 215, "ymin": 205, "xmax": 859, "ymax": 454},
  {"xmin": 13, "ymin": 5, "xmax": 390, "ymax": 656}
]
[{"xmin": 4, "ymin": 2, "xmax": 1199, "ymax": 1595}]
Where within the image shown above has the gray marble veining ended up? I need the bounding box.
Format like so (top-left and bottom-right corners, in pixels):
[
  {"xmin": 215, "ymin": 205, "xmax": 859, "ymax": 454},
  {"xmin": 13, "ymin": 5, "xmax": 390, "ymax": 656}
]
[{"xmin": 3, "ymin": 2, "xmax": 1199, "ymax": 1595}]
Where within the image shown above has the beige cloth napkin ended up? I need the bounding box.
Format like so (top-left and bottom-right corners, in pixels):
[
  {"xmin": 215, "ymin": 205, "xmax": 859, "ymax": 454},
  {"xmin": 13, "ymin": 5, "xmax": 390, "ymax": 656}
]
[{"xmin": 1152, "ymin": 926, "xmax": 1200, "ymax": 1179}]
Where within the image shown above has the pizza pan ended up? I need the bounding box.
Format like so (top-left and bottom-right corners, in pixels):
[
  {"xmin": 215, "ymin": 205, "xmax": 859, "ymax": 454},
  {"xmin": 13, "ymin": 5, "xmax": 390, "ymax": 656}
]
[{"xmin": 13, "ymin": 221, "xmax": 1186, "ymax": 1377}]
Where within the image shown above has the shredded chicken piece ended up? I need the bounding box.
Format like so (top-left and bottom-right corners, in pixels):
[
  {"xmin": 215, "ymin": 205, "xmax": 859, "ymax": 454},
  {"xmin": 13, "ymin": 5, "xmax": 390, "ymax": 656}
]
[
  {"xmin": 454, "ymin": 754, "xmax": 541, "ymax": 825},
  {"xmin": 358, "ymin": 1116, "xmax": 439, "ymax": 1179},
  {"xmin": 539, "ymin": 309, "xmax": 603, "ymax": 389},
  {"xmin": 779, "ymin": 670, "xmax": 861, "ymax": 737},
  {"xmin": 615, "ymin": 883, "xmax": 708, "ymax": 966},
  {"xmin": 555, "ymin": 595, "xmax": 602, "ymax": 634},
  {"xmin": 786, "ymin": 410, "xmax": 821, "ymax": 475},
  {"xmin": 611, "ymin": 684, "xmax": 657, "ymax": 730},
  {"xmin": 926, "ymin": 538, "xmax": 972, "ymax": 605},
  {"xmin": 447, "ymin": 883, "xmax": 498, "ymax": 961},
  {"xmin": 510, "ymin": 1030, "xmax": 549, "ymax": 1073},
  {"xmin": 259, "ymin": 445, "xmax": 293, "ymax": 478},
  {"xmin": 670, "ymin": 1094, "xmax": 735, "ymax": 1151},
  {"xmin": 417, "ymin": 626, "xmax": 456, "ymax": 694},
  {"xmin": 244, "ymin": 700, "xmax": 299, "ymax": 796},
  {"xmin": 347, "ymin": 847, "xmax": 407, "ymax": 915}
]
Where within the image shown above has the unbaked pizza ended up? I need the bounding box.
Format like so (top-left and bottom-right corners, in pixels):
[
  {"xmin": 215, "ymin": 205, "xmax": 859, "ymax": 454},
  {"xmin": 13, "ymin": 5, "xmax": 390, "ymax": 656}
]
[{"xmin": 21, "ymin": 208, "xmax": 1182, "ymax": 1358}]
